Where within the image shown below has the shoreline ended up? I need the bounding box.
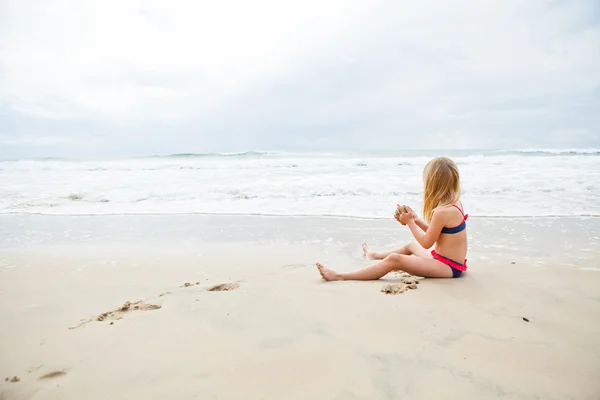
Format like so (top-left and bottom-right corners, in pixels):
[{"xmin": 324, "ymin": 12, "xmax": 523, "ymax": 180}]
[
  {"xmin": 1, "ymin": 214, "xmax": 598, "ymax": 269},
  {"xmin": 1, "ymin": 211, "xmax": 600, "ymax": 219}
]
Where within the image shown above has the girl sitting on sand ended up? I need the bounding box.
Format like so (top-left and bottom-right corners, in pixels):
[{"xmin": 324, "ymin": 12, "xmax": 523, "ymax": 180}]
[{"xmin": 316, "ymin": 156, "xmax": 468, "ymax": 280}]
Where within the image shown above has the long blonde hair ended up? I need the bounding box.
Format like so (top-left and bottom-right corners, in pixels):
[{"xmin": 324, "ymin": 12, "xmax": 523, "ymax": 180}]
[{"xmin": 422, "ymin": 157, "xmax": 461, "ymax": 222}]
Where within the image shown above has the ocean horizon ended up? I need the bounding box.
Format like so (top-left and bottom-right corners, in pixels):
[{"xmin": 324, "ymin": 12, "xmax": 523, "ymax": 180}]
[{"xmin": 2, "ymin": 147, "xmax": 600, "ymax": 162}]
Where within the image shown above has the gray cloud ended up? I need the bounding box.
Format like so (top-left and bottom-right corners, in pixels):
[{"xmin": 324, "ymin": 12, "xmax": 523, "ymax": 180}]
[{"xmin": 1, "ymin": 0, "xmax": 599, "ymax": 158}]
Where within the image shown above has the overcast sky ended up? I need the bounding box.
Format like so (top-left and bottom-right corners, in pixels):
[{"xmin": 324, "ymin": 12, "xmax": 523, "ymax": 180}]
[{"xmin": 1, "ymin": 0, "xmax": 599, "ymax": 158}]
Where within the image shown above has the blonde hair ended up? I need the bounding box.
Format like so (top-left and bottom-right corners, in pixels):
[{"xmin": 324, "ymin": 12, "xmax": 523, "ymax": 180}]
[{"xmin": 422, "ymin": 157, "xmax": 461, "ymax": 222}]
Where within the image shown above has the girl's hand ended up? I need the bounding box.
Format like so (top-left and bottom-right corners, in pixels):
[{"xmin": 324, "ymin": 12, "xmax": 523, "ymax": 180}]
[
  {"xmin": 405, "ymin": 205, "xmax": 418, "ymax": 220},
  {"xmin": 398, "ymin": 208, "xmax": 414, "ymax": 225},
  {"xmin": 394, "ymin": 204, "xmax": 407, "ymax": 225}
]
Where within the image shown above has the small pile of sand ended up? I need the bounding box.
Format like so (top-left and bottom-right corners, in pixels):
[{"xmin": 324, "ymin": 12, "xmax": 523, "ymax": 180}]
[{"xmin": 381, "ymin": 274, "xmax": 422, "ymax": 295}]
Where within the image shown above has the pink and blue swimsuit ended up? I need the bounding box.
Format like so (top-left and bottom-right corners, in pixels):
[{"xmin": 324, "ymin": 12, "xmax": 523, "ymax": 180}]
[{"xmin": 432, "ymin": 204, "xmax": 468, "ymax": 278}]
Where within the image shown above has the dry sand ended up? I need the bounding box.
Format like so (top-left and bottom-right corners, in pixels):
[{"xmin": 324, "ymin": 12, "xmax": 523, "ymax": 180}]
[{"xmin": 0, "ymin": 216, "xmax": 599, "ymax": 399}]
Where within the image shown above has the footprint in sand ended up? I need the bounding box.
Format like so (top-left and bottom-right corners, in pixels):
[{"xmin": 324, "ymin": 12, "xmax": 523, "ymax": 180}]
[
  {"xmin": 208, "ymin": 282, "xmax": 239, "ymax": 292},
  {"xmin": 96, "ymin": 300, "xmax": 161, "ymax": 322},
  {"xmin": 69, "ymin": 300, "xmax": 161, "ymax": 329},
  {"xmin": 38, "ymin": 371, "xmax": 67, "ymax": 380},
  {"xmin": 181, "ymin": 282, "xmax": 201, "ymax": 288}
]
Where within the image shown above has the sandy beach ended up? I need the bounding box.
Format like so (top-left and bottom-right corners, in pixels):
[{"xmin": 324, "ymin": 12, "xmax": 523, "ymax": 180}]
[
  {"xmin": 3, "ymin": 0, "xmax": 599, "ymax": 397},
  {"xmin": 1, "ymin": 215, "xmax": 599, "ymax": 400}
]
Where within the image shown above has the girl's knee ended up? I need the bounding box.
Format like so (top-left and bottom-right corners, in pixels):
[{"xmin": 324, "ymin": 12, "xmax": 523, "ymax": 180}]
[
  {"xmin": 406, "ymin": 241, "xmax": 419, "ymax": 252},
  {"xmin": 385, "ymin": 253, "xmax": 405, "ymax": 264},
  {"xmin": 384, "ymin": 254, "xmax": 406, "ymax": 273}
]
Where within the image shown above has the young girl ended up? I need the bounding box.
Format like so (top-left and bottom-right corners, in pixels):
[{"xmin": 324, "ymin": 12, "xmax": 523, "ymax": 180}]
[{"xmin": 316, "ymin": 157, "xmax": 468, "ymax": 280}]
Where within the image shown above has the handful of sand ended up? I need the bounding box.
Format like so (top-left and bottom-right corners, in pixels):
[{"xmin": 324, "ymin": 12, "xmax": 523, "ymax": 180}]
[
  {"xmin": 394, "ymin": 205, "xmax": 409, "ymax": 220},
  {"xmin": 395, "ymin": 205, "xmax": 417, "ymax": 225}
]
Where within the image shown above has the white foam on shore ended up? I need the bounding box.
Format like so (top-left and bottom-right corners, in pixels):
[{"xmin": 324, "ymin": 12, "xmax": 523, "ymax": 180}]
[{"xmin": 1, "ymin": 151, "xmax": 599, "ymax": 219}]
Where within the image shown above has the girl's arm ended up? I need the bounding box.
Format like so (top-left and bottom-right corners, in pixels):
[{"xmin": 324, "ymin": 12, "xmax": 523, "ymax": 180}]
[
  {"xmin": 406, "ymin": 206, "xmax": 429, "ymax": 231},
  {"xmin": 414, "ymin": 216, "xmax": 429, "ymax": 232},
  {"xmin": 402, "ymin": 209, "xmax": 446, "ymax": 249}
]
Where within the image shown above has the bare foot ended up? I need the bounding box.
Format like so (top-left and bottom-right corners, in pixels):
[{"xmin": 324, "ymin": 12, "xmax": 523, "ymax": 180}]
[
  {"xmin": 362, "ymin": 243, "xmax": 376, "ymax": 260},
  {"xmin": 316, "ymin": 263, "xmax": 343, "ymax": 281}
]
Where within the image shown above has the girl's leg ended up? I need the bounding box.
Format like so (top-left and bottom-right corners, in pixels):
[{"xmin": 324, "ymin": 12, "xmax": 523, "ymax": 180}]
[
  {"xmin": 316, "ymin": 253, "xmax": 453, "ymax": 281},
  {"xmin": 362, "ymin": 241, "xmax": 429, "ymax": 260}
]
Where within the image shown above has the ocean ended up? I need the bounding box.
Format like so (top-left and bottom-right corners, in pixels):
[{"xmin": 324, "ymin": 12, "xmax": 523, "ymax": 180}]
[{"xmin": 0, "ymin": 149, "xmax": 598, "ymax": 219}]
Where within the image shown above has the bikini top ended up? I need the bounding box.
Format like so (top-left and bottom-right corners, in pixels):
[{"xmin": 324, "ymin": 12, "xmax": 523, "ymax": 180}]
[{"xmin": 441, "ymin": 203, "xmax": 468, "ymax": 234}]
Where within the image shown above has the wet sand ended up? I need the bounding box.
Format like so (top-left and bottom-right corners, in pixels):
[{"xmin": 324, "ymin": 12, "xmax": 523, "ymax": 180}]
[{"xmin": 1, "ymin": 215, "xmax": 599, "ymax": 399}]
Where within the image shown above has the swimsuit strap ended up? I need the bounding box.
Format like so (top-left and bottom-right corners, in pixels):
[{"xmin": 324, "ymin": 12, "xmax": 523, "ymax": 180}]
[{"xmin": 452, "ymin": 202, "xmax": 468, "ymax": 221}]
